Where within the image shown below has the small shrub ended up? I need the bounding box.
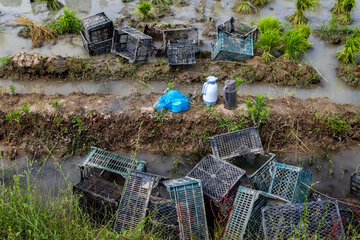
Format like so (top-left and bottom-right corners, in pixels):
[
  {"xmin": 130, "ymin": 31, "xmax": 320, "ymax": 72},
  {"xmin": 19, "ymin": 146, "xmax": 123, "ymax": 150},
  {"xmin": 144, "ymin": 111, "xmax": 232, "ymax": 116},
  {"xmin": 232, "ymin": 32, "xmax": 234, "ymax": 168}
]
[
  {"xmin": 245, "ymin": 94, "xmax": 270, "ymax": 127},
  {"xmin": 337, "ymin": 34, "xmax": 360, "ymax": 64},
  {"xmin": 6, "ymin": 110, "xmax": 21, "ymax": 123},
  {"xmin": 137, "ymin": 1, "xmax": 153, "ymax": 20},
  {"xmin": 47, "ymin": 8, "xmax": 82, "ymax": 35}
]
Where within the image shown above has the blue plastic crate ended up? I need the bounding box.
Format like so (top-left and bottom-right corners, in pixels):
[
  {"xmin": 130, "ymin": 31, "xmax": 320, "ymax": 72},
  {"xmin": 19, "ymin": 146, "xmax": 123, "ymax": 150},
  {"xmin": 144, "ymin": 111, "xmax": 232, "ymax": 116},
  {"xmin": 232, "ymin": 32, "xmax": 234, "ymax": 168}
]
[
  {"xmin": 225, "ymin": 187, "xmax": 287, "ymax": 240},
  {"xmin": 262, "ymin": 200, "xmax": 345, "ymax": 240},
  {"xmin": 163, "ymin": 177, "xmax": 209, "ymax": 240},
  {"xmin": 211, "ymin": 32, "xmax": 254, "ymax": 61},
  {"xmin": 80, "ymin": 147, "xmax": 147, "ymax": 179},
  {"xmin": 114, "ymin": 171, "xmax": 163, "ymax": 233},
  {"xmin": 250, "ymin": 162, "xmax": 312, "ymax": 203},
  {"xmin": 217, "ymin": 17, "xmax": 258, "ymax": 41}
]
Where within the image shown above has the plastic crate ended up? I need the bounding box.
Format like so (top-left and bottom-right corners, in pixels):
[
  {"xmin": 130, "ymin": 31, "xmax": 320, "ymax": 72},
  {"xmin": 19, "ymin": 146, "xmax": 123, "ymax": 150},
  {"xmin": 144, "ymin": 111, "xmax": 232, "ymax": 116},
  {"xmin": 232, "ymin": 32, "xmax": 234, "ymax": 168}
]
[
  {"xmin": 250, "ymin": 162, "xmax": 312, "ymax": 203},
  {"xmin": 80, "ymin": 30, "xmax": 112, "ymax": 56},
  {"xmin": 81, "ymin": 12, "xmax": 114, "ymax": 43},
  {"xmin": 262, "ymin": 200, "xmax": 345, "ymax": 240},
  {"xmin": 167, "ymin": 42, "xmax": 197, "ymax": 65},
  {"xmin": 111, "ymin": 27, "xmax": 153, "ymax": 63},
  {"xmin": 147, "ymin": 196, "xmax": 179, "ymax": 239},
  {"xmin": 209, "ymin": 127, "xmax": 264, "ymax": 161},
  {"xmin": 164, "ymin": 177, "xmax": 209, "ymax": 240},
  {"xmin": 163, "ymin": 28, "xmax": 199, "ymax": 52},
  {"xmin": 211, "ymin": 32, "xmax": 254, "ymax": 61},
  {"xmin": 186, "ymin": 155, "xmax": 246, "ymax": 207},
  {"xmin": 229, "ymin": 153, "xmax": 276, "ymax": 178},
  {"xmin": 114, "ymin": 171, "xmax": 163, "ymax": 233},
  {"xmin": 225, "ymin": 187, "xmax": 287, "ymax": 240},
  {"xmin": 351, "ymin": 166, "xmax": 360, "ymax": 196},
  {"xmin": 80, "ymin": 147, "xmax": 146, "ymax": 179},
  {"xmin": 73, "ymin": 176, "xmax": 122, "ymax": 223},
  {"xmin": 217, "ymin": 17, "xmax": 257, "ymax": 41}
]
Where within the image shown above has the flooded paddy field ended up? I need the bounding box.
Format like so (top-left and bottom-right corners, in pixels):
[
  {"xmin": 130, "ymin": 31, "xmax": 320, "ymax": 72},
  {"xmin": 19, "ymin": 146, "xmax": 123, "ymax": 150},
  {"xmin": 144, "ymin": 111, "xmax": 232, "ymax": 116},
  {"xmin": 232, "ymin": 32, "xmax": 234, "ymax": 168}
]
[{"xmin": 1, "ymin": 0, "xmax": 360, "ymax": 239}]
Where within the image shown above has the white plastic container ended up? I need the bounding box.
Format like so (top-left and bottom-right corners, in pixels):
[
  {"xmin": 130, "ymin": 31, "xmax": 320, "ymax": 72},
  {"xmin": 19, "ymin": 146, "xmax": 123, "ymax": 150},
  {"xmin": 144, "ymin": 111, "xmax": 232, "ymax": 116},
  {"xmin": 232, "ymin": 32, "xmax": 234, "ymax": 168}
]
[{"xmin": 202, "ymin": 76, "xmax": 218, "ymax": 105}]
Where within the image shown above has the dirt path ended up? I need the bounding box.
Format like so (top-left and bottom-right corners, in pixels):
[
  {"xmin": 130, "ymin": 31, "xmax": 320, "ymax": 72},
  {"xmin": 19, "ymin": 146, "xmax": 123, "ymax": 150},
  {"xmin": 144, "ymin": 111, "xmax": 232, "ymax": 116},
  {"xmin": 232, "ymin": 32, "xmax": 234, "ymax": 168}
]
[
  {"xmin": 0, "ymin": 92, "xmax": 359, "ymax": 160},
  {"xmin": 0, "ymin": 52, "xmax": 320, "ymax": 88}
]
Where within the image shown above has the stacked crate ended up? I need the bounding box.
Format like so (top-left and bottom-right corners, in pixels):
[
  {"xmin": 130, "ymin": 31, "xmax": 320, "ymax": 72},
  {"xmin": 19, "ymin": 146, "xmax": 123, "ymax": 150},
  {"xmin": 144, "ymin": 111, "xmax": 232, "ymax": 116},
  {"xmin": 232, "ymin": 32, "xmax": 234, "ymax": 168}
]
[{"xmin": 80, "ymin": 12, "xmax": 114, "ymax": 56}]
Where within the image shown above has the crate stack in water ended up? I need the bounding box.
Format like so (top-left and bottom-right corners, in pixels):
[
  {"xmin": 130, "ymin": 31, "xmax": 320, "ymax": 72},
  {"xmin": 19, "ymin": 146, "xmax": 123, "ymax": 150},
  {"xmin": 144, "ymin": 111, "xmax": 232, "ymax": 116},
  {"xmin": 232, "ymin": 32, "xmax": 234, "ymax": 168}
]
[
  {"xmin": 211, "ymin": 17, "xmax": 257, "ymax": 61},
  {"xmin": 80, "ymin": 12, "xmax": 114, "ymax": 56},
  {"xmin": 351, "ymin": 165, "xmax": 360, "ymax": 196}
]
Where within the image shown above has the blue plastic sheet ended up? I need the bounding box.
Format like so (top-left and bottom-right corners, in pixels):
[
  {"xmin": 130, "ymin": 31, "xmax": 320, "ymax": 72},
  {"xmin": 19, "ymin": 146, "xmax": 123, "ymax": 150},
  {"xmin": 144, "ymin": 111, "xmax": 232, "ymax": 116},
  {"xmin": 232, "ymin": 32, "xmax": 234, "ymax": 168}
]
[{"xmin": 155, "ymin": 90, "xmax": 189, "ymax": 113}]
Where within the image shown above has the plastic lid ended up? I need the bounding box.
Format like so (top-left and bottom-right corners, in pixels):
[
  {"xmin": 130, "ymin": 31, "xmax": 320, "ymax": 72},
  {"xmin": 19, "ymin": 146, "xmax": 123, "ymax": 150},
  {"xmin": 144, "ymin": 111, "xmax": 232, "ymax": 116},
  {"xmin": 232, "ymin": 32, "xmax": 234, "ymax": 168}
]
[{"xmin": 206, "ymin": 76, "xmax": 218, "ymax": 83}]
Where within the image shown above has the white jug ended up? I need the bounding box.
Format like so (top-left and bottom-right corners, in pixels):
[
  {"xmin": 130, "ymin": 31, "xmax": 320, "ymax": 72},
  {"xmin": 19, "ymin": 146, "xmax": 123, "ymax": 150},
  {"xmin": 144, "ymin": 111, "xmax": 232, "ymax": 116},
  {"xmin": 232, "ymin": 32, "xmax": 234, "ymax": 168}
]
[{"xmin": 202, "ymin": 76, "xmax": 218, "ymax": 105}]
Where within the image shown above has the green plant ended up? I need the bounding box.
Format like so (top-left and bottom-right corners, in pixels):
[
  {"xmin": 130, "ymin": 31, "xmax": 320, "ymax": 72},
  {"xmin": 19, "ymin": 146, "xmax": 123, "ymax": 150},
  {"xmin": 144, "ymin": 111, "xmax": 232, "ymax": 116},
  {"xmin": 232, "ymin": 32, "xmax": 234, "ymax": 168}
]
[
  {"xmin": 5, "ymin": 110, "xmax": 21, "ymax": 123},
  {"xmin": 257, "ymin": 16, "xmax": 281, "ymax": 34},
  {"xmin": 258, "ymin": 29, "xmax": 282, "ymax": 61},
  {"xmin": 167, "ymin": 82, "xmax": 174, "ymax": 90},
  {"xmin": 332, "ymin": 0, "xmax": 343, "ymax": 14},
  {"xmin": 22, "ymin": 104, "xmax": 30, "ymax": 115},
  {"xmin": 47, "ymin": 8, "xmax": 82, "ymax": 35},
  {"xmin": 154, "ymin": 110, "xmax": 168, "ymax": 122},
  {"xmin": 245, "ymin": 94, "xmax": 270, "ymax": 126},
  {"xmin": 50, "ymin": 100, "xmax": 59, "ymax": 110},
  {"xmin": 283, "ymin": 27, "xmax": 311, "ymax": 60},
  {"xmin": 137, "ymin": 1, "xmax": 153, "ymax": 20},
  {"xmin": 235, "ymin": 77, "xmax": 244, "ymax": 88},
  {"xmin": 288, "ymin": 0, "xmax": 319, "ymax": 25},
  {"xmin": 9, "ymin": 85, "xmax": 15, "ymax": 95},
  {"xmin": 249, "ymin": 0, "xmax": 267, "ymax": 7},
  {"xmin": 234, "ymin": 0, "xmax": 255, "ymax": 14},
  {"xmin": 37, "ymin": 0, "xmax": 62, "ymax": 10},
  {"xmin": 214, "ymin": 112, "xmax": 249, "ymax": 132},
  {"xmin": 0, "ymin": 55, "xmax": 10, "ymax": 66},
  {"xmin": 337, "ymin": 34, "xmax": 360, "ymax": 64}
]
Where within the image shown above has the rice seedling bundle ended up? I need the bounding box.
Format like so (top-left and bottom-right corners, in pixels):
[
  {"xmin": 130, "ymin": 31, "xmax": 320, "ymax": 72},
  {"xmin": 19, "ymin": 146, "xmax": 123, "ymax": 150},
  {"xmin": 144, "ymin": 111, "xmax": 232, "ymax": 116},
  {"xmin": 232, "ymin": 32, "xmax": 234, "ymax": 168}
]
[{"xmin": 337, "ymin": 34, "xmax": 360, "ymax": 64}]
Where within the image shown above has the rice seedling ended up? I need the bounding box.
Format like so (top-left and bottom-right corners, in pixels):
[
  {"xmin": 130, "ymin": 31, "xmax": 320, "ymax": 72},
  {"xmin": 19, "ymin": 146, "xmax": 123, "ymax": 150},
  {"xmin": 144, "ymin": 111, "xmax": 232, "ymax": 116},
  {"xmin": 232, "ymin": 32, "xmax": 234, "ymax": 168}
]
[
  {"xmin": 47, "ymin": 8, "xmax": 82, "ymax": 35},
  {"xmin": 337, "ymin": 0, "xmax": 356, "ymax": 24},
  {"xmin": 137, "ymin": 0, "xmax": 153, "ymax": 20},
  {"xmin": 249, "ymin": 0, "xmax": 267, "ymax": 7},
  {"xmin": 288, "ymin": 0, "xmax": 319, "ymax": 25},
  {"xmin": 283, "ymin": 28, "xmax": 311, "ymax": 60},
  {"xmin": 17, "ymin": 16, "xmax": 56, "ymax": 48},
  {"xmin": 257, "ymin": 15, "xmax": 281, "ymax": 34},
  {"xmin": 36, "ymin": 0, "xmax": 63, "ymax": 10},
  {"xmin": 294, "ymin": 24, "xmax": 311, "ymax": 39},
  {"xmin": 337, "ymin": 34, "xmax": 360, "ymax": 64},
  {"xmin": 234, "ymin": 0, "xmax": 255, "ymax": 14},
  {"xmin": 258, "ymin": 29, "xmax": 281, "ymax": 61},
  {"xmin": 331, "ymin": 0, "xmax": 343, "ymax": 14}
]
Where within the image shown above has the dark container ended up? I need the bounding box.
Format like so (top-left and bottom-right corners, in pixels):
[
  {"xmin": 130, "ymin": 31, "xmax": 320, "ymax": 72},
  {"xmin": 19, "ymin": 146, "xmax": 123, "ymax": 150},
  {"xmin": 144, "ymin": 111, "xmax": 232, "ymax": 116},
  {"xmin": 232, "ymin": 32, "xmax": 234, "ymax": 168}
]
[{"xmin": 223, "ymin": 80, "xmax": 237, "ymax": 110}]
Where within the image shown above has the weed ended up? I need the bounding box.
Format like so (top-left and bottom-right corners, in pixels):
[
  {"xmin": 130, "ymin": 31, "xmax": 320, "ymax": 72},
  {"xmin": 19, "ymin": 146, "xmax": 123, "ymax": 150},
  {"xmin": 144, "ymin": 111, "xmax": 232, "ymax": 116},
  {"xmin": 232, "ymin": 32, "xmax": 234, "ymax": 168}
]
[
  {"xmin": 167, "ymin": 82, "xmax": 175, "ymax": 90},
  {"xmin": 137, "ymin": 1, "xmax": 153, "ymax": 20},
  {"xmin": 245, "ymin": 94, "xmax": 270, "ymax": 127},
  {"xmin": 337, "ymin": 34, "xmax": 360, "ymax": 64},
  {"xmin": 235, "ymin": 77, "xmax": 244, "ymax": 88},
  {"xmin": 22, "ymin": 104, "xmax": 30, "ymax": 115},
  {"xmin": 9, "ymin": 85, "xmax": 15, "ymax": 95},
  {"xmin": 50, "ymin": 100, "xmax": 59, "ymax": 110},
  {"xmin": 6, "ymin": 110, "xmax": 21, "ymax": 123},
  {"xmin": 314, "ymin": 112, "xmax": 351, "ymax": 135},
  {"xmin": 204, "ymin": 105, "xmax": 214, "ymax": 113},
  {"xmin": 47, "ymin": 8, "xmax": 82, "ymax": 35},
  {"xmin": 214, "ymin": 112, "xmax": 249, "ymax": 132},
  {"xmin": 154, "ymin": 110, "xmax": 168, "ymax": 122},
  {"xmin": 0, "ymin": 55, "xmax": 10, "ymax": 66}
]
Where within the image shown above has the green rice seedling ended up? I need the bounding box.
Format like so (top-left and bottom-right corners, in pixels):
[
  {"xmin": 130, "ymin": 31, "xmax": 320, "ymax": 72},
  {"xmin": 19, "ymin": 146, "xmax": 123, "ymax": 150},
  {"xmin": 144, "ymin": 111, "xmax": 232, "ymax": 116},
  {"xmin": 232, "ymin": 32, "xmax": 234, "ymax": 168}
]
[
  {"xmin": 47, "ymin": 8, "xmax": 82, "ymax": 35},
  {"xmin": 288, "ymin": 0, "xmax": 319, "ymax": 25},
  {"xmin": 331, "ymin": 0, "xmax": 343, "ymax": 14},
  {"xmin": 257, "ymin": 15, "xmax": 281, "ymax": 34},
  {"xmin": 336, "ymin": 13, "xmax": 353, "ymax": 25},
  {"xmin": 294, "ymin": 24, "xmax": 311, "ymax": 39},
  {"xmin": 337, "ymin": 34, "xmax": 360, "ymax": 64},
  {"xmin": 337, "ymin": 0, "xmax": 356, "ymax": 24},
  {"xmin": 258, "ymin": 30, "xmax": 281, "ymax": 61},
  {"xmin": 234, "ymin": 0, "xmax": 255, "ymax": 14},
  {"xmin": 283, "ymin": 28, "xmax": 311, "ymax": 60},
  {"xmin": 137, "ymin": 0, "xmax": 153, "ymax": 20},
  {"xmin": 249, "ymin": 0, "xmax": 267, "ymax": 7}
]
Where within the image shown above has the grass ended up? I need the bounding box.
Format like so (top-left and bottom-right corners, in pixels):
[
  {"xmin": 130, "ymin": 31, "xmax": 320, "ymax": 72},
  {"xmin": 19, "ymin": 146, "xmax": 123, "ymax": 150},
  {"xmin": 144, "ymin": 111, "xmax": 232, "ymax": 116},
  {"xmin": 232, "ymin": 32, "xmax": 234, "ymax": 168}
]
[
  {"xmin": 283, "ymin": 26, "xmax": 312, "ymax": 60},
  {"xmin": 315, "ymin": 20, "xmax": 360, "ymax": 45},
  {"xmin": 337, "ymin": 34, "xmax": 360, "ymax": 64},
  {"xmin": 137, "ymin": 0, "xmax": 153, "ymax": 20},
  {"xmin": 17, "ymin": 17, "xmax": 56, "ymax": 48},
  {"xmin": 288, "ymin": 0, "xmax": 319, "ymax": 25},
  {"xmin": 47, "ymin": 8, "xmax": 82, "ymax": 35}
]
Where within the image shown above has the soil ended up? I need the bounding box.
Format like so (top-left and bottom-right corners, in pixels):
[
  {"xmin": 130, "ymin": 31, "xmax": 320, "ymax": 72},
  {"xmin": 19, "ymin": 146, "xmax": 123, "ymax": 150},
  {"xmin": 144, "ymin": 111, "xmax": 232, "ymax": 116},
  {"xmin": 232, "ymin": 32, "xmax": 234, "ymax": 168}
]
[
  {"xmin": 338, "ymin": 64, "xmax": 360, "ymax": 87},
  {"xmin": 0, "ymin": 53, "xmax": 320, "ymax": 88},
  {"xmin": 0, "ymin": 92, "xmax": 359, "ymax": 159}
]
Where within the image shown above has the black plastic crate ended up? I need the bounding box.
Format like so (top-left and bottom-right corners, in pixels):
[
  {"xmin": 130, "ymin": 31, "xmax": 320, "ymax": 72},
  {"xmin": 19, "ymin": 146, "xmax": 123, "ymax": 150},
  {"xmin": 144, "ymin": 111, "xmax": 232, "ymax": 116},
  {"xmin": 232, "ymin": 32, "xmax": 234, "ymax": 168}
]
[
  {"xmin": 81, "ymin": 12, "xmax": 114, "ymax": 43},
  {"xmin": 217, "ymin": 17, "xmax": 257, "ymax": 41},
  {"xmin": 351, "ymin": 166, "xmax": 360, "ymax": 196},
  {"xmin": 73, "ymin": 175, "xmax": 123, "ymax": 223},
  {"xmin": 114, "ymin": 171, "xmax": 163, "ymax": 233},
  {"xmin": 80, "ymin": 30, "xmax": 112, "ymax": 56},
  {"xmin": 209, "ymin": 127, "xmax": 264, "ymax": 161},
  {"xmin": 166, "ymin": 42, "xmax": 197, "ymax": 65},
  {"xmin": 111, "ymin": 27, "xmax": 153, "ymax": 63},
  {"xmin": 262, "ymin": 200, "xmax": 345, "ymax": 240},
  {"xmin": 229, "ymin": 153, "xmax": 276, "ymax": 177},
  {"xmin": 147, "ymin": 196, "xmax": 179, "ymax": 239},
  {"xmin": 187, "ymin": 155, "xmax": 246, "ymax": 207},
  {"xmin": 163, "ymin": 28, "xmax": 199, "ymax": 51}
]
